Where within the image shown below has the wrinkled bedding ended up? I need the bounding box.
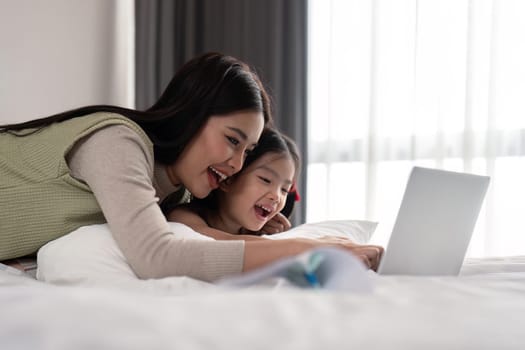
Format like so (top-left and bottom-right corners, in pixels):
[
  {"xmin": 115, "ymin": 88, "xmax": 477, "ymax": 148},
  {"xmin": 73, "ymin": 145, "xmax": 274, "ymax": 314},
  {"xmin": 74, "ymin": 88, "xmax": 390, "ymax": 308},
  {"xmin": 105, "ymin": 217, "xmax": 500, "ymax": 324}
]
[{"xmin": 2, "ymin": 255, "xmax": 524, "ymax": 350}]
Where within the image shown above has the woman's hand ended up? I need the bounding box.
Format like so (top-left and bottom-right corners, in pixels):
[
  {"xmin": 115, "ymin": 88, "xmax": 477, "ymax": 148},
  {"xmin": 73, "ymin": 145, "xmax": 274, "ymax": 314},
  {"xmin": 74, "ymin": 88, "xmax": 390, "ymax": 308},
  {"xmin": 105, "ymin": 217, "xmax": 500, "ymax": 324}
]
[
  {"xmin": 243, "ymin": 237, "xmax": 384, "ymax": 273},
  {"xmin": 259, "ymin": 213, "xmax": 292, "ymax": 235},
  {"xmin": 315, "ymin": 236, "xmax": 384, "ymax": 271},
  {"xmin": 346, "ymin": 244, "xmax": 384, "ymax": 271}
]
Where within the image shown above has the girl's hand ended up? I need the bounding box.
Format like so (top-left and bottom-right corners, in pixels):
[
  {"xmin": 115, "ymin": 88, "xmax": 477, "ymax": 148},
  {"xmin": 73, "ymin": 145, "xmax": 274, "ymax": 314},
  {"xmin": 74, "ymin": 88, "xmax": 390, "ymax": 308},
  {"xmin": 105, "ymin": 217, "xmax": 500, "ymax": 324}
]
[{"xmin": 260, "ymin": 213, "xmax": 292, "ymax": 235}]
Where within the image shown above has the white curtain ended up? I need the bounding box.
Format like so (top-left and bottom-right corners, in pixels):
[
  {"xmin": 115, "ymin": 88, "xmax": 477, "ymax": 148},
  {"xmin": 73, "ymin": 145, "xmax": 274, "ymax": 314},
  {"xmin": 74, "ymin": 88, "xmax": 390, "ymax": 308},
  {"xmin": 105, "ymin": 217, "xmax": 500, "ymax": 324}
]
[{"xmin": 307, "ymin": 0, "xmax": 525, "ymax": 257}]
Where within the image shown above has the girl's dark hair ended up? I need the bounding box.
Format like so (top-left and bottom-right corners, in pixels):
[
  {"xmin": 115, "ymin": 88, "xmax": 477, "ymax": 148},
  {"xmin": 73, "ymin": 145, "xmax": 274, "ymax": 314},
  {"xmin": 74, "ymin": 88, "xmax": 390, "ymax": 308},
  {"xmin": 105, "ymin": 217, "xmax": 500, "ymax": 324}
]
[
  {"xmin": 181, "ymin": 127, "xmax": 301, "ymax": 220},
  {"xmin": 0, "ymin": 52, "xmax": 272, "ymax": 165},
  {"xmin": 242, "ymin": 127, "xmax": 301, "ymax": 184}
]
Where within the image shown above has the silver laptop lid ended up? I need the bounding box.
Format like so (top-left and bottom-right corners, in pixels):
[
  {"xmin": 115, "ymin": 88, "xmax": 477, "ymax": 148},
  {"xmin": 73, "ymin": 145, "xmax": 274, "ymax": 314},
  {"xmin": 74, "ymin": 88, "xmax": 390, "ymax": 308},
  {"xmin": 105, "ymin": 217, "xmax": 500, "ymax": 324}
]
[{"xmin": 378, "ymin": 167, "xmax": 490, "ymax": 276}]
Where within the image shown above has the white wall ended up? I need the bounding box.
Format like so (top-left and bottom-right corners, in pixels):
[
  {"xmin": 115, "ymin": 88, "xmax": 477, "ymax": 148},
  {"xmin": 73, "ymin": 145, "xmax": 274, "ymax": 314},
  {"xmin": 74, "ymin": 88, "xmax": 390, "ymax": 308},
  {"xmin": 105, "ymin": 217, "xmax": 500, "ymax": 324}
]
[{"xmin": 0, "ymin": 0, "xmax": 134, "ymax": 124}]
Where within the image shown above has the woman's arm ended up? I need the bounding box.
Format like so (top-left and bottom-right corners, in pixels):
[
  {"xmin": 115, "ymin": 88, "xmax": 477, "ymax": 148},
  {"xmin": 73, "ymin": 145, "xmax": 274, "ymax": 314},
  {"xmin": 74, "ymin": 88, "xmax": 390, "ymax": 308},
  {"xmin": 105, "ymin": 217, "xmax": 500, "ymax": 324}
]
[
  {"xmin": 68, "ymin": 125, "xmax": 246, "ymax": 281},
  {"xmin": 243, "ymin": 238, "xmax": 383, "ymax": 272},
  {"xmin": 169, "ymin": 207, "xmax": 383, "ymax": 271}
]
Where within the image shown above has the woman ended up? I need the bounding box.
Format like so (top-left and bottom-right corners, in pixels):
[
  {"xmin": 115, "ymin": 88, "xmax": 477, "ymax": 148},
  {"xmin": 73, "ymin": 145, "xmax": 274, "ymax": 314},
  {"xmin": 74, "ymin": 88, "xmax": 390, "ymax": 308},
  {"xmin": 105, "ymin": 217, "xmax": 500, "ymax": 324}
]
[{"xmin": 0, "ymin": 52, "xmax": 382, "ymax": 282}]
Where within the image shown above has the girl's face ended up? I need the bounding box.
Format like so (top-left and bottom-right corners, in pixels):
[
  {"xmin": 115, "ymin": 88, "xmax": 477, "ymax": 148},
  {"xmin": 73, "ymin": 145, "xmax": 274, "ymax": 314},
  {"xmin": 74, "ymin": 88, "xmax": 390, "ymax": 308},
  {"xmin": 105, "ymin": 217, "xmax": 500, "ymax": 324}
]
[
  {"xmin": 218, "ymin": 152, "xmax": 296, "ymax": 232},
  {"xmin": 169, "ymin": 111, "xmax": 264, "ymax": 198}
]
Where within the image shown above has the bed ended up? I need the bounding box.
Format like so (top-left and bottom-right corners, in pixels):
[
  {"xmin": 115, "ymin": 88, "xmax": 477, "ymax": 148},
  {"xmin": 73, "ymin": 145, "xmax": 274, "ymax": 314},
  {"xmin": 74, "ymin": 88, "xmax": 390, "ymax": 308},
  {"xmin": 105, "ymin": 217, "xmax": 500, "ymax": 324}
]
[{"xmin": 1, "ymin": 221, "xmax": 524, "ymax": 349}]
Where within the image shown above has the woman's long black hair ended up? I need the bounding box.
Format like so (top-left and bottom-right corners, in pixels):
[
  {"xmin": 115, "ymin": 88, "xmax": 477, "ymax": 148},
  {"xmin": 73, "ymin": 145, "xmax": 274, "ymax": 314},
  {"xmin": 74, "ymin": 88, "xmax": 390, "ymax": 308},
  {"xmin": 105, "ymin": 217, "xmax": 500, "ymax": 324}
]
[{"xmin": 0, "ymin": 52, "xmax": 272, "ymax": 165}]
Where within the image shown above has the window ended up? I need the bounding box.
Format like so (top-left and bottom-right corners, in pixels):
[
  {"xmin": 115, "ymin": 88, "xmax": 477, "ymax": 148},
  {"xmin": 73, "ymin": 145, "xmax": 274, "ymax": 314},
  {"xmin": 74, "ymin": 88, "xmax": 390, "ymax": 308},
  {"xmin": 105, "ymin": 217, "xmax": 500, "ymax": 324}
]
[{"xmin": 308, "ymin": 0, "xmax": 525, "ymax": 257}]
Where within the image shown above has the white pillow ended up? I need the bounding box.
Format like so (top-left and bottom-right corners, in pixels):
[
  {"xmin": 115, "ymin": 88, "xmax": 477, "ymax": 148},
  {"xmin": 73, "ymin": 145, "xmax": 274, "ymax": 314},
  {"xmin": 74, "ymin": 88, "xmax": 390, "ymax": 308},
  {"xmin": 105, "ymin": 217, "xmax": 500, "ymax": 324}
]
[
  {"xmin": 264, "ymin": 220, "xmax": 377, "ymax": 244},
  {"xmin": 36, "ymin": 222, "xmax": 213, "ymax": 286},
  {"xmin": 37, "ymin": 220, "xmax": 377, "ymax": 287}
]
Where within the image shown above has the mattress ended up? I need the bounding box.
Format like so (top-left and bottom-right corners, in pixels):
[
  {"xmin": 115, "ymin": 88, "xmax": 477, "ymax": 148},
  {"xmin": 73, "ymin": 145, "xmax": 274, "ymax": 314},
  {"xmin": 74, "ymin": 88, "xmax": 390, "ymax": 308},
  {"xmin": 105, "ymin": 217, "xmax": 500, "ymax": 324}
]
[{"xmin": 1, "ymin": 255, "xmax": 524, "ymax": 350}]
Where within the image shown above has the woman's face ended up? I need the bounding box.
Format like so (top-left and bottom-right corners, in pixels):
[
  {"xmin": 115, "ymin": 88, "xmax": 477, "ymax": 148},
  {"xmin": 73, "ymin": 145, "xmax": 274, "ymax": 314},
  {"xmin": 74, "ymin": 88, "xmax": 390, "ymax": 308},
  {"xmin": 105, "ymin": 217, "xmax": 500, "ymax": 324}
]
[
  {"xmin": 169, "ymin": 111, "xmax": 264, "ymax": 198},
  {"xmin": 218, "ymin": 153, "xmax": 296, "ymax": 232}
]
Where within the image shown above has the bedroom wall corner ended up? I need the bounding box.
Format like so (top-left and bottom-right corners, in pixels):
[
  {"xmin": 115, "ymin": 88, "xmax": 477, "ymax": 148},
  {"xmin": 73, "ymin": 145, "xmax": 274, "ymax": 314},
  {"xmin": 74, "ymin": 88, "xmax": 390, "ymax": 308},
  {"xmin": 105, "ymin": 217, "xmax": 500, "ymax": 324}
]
[{"xmin": 0, "ymin": 0, "xmax": 135, "ymax": 124}]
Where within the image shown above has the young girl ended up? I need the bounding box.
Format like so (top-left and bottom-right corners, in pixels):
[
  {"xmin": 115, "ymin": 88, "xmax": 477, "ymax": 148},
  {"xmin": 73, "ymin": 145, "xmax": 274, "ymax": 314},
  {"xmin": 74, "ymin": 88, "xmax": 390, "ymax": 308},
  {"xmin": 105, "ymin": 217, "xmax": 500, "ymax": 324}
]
[{"xmin": 168, "ymin": 128, "xmax": 384, "ymax": 270}]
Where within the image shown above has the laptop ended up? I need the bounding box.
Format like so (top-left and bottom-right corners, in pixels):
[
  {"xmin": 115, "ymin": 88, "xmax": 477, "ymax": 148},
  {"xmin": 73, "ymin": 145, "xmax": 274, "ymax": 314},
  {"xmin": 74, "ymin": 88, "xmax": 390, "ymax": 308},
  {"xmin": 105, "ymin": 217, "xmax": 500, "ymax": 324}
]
[{"xmin": 378, "ymin": 166, "xmax": 490, "ymax": 276}]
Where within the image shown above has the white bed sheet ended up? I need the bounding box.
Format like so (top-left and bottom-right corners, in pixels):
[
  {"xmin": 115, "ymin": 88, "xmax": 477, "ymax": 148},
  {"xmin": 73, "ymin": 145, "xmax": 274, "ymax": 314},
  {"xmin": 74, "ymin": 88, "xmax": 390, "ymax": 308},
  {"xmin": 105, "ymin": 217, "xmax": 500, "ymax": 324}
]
[{"xmin": 2, "ymin": 256, "xmax": 525, "ymax": 350}]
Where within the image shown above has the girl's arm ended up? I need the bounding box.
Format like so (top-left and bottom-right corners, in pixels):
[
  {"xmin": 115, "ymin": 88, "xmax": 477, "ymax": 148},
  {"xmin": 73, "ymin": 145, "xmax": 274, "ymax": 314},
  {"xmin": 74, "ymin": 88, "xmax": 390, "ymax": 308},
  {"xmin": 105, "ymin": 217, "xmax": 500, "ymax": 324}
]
[{"xmin": 168, "ymin": 207, "xmax": 267, "ymax": 241}]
